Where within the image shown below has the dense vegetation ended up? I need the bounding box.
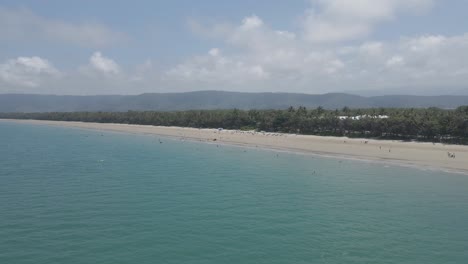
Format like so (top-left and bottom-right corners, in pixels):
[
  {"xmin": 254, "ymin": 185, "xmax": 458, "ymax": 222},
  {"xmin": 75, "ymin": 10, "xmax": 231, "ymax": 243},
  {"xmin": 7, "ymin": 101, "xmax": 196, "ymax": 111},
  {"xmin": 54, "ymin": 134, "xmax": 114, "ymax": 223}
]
[{"xmin": 2, "ymin": 106, "xmax": 468, "ymax": 144}]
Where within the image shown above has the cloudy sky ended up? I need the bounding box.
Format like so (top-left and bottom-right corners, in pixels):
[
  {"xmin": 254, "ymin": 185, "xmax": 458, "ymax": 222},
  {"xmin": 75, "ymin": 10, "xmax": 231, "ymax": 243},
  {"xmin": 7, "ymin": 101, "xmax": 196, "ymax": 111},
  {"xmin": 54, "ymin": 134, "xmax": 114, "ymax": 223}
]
[{"xmin": 1, "ymin": 0, "xmax": 467, "ymax": 95}]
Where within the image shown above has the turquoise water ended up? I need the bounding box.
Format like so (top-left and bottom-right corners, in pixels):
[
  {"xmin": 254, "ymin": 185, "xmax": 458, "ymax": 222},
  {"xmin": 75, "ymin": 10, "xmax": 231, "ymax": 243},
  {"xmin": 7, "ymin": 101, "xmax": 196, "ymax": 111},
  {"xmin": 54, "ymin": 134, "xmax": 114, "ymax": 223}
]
[{"xmin": 1, "ymin": 121, "xmax": 468, "ymax": 264}]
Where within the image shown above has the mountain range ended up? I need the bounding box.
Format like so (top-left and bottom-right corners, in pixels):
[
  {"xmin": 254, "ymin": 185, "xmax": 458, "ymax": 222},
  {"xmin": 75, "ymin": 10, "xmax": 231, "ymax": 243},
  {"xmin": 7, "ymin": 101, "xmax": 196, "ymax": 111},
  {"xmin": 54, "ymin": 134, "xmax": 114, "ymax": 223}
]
[{"xmin": 1, "ymin": 91, "xmax": 468, "ymax": 112}]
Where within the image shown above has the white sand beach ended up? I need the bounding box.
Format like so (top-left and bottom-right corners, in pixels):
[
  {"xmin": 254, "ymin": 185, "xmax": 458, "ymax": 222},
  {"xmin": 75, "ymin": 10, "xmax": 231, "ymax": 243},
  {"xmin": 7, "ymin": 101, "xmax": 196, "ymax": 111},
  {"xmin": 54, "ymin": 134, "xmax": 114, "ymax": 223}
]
[{"xmin": 3, "ymin": 119, "xmax": 468, "ymax": 174}]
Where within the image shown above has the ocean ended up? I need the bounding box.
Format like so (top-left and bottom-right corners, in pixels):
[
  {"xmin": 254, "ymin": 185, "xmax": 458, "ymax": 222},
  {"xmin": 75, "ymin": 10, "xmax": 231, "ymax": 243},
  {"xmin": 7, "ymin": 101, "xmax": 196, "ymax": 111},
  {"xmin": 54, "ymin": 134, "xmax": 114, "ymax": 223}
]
[{"xmin": 1, "ymin": 121, "xmax": 468, "ymax": 264}]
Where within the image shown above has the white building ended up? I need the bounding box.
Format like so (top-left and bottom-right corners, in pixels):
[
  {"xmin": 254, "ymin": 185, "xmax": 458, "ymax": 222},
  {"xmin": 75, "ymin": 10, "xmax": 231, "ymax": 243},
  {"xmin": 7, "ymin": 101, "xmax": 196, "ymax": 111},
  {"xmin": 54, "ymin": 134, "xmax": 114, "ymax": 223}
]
[{"xmin": 338, "ymin": 115, "xmax": 389, "ymax": 120}]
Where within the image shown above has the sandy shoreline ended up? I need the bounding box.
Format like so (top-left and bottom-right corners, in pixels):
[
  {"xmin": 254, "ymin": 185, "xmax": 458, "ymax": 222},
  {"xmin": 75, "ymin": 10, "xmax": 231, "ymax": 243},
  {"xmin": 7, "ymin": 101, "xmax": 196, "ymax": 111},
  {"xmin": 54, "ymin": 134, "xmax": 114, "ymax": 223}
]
[{"xmin": 3, "ymin": 119, "xmax": 468, "ymax": 174}]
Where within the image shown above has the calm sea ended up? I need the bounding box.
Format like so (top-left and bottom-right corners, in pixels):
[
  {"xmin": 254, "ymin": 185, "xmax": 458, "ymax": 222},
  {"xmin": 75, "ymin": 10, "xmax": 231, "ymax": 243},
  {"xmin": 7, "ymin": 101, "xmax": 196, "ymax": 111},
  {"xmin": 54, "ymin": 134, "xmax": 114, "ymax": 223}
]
[{"xmin": 1, "ymin": 121, "xmax": 468, "ymax": 264}]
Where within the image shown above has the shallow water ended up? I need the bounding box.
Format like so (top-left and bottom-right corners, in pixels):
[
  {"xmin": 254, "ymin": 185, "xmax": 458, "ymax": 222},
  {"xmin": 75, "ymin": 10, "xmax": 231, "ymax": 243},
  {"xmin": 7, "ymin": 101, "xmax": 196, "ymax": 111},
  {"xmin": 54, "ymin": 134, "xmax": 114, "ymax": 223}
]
[{"xmin": 1, "ymin": 121, "xmax": 468, "ymax": 264}]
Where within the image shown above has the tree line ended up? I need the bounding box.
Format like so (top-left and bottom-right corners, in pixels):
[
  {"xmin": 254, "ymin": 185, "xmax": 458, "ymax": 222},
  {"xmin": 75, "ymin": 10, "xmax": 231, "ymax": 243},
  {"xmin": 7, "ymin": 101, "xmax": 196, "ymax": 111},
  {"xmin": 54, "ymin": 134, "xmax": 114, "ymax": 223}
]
[{"xmin": 1, "ymin": 106, "xmax": 468, "ymax": 144}]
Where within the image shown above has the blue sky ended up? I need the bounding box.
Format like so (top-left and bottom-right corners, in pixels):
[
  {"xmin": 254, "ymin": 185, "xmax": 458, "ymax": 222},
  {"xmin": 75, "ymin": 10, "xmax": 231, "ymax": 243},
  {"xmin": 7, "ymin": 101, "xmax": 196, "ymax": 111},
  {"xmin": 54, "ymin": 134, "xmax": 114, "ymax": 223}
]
[
  {"xmin": 1, "ymin": 0, "xmax": 308, "ymax": 67},
  {"xmin": 1, "ymin": 0, "xmax": 468, "ymax": 95}
]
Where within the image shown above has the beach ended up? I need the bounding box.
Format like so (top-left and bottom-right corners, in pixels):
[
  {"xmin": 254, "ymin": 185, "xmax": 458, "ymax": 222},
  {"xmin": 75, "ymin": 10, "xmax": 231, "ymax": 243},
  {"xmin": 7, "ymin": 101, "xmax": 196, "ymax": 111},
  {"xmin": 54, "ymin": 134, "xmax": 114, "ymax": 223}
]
[{"xmin": 3, "ymin": 119, "xmax": 468, "ymax": 174}]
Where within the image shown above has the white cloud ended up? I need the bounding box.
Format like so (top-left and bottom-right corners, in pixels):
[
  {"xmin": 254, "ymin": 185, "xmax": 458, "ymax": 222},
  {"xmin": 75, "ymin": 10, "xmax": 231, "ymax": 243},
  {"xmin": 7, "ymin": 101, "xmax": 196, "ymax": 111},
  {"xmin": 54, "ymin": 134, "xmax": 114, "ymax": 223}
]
[
  {"xmin": 169, "ymin": 11, "xmax": 468, "ymax": 94},
  {"xmin": 208, "ymin": 48, "xmax": 220, "ymax": 57},
  {"xmin": 360, "ymin": 42, "xmax": 384, "ymax": 56},
  {"xmin": 0, "ymin": 56, "xmax": 59, "ymax": 87},
  {"xmin": 88, "ymin": 52, "xmax": 121, "ymax": 75},
  {"xmin": 165, "ymin": 49, "xmax": 270, "ymax": 83},
  {"xmin": 248, "ymin": 65, "xmax": 269, "ymax": 79},
  {"xmin": 325, "ymin": 59, "xmax": 345, "ymax": 74},
  {"xmin": 386, "ymin": 55, "xmax": 405, "ymax": 67},
  {"xmin": 405, "ymin": 35, "xmax": 446, "ymax": 52},
  {"xmin": 0, "ymin": 7, "xmax": 125, "ymax": 47},
  {"xmin": 302, "ymin": 0, "xmax": 434, "ymax": 43},
  {"xmin": 167, "ymin": 15, "xmax": 348, "ymax": 87},
  {"xmin": 3, "ymin": 31, "xmax": 468, "ymax": 95},
  {"xmin": 3, "ymin": 1, "xmax": 468, "ymax": 96},
  {"xmin": 240, "ymin": 15, "xmax": 264, "ymax": 30}
]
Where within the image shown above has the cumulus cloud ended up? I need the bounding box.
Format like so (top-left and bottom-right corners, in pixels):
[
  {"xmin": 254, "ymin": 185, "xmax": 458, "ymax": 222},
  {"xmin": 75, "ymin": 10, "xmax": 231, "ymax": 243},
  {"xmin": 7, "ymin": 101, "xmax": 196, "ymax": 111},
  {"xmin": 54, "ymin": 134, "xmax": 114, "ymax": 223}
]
[
  {"xmin": 4, "ymin": 1, "xmax": 468, "ymax": 95},
  {"xmin": 302, "ymin": 0, "xmax": 434, "ymax": 43},
  {"xmin": 88, "ymin": 52, "xmax": 121, "ymax": 75},
  {"xmin": 3, "ymin": 31, "xmax": 468, "ymax": 95},
  {"xmin": 0, "ymin": 7, "xmax": 126, "ymax": 47},
  {"xmin": 386, "ymin": 55, "xmax": 405, "ymax": 67},
  {"xmin": 168, "ymin": 15, "xmax": 346, "ymax": 86},
  {"xmin": 170, "ymin": 11, "xmax": 468, "ymax": 93},
  {"xmin": 405, "ymin": 35, "xmax": 446, "ymax": 52},
  {"xmin": 165, "ymin": 48, "xmax": 270, "ymax": 83},
  {"xmin": 0, "ymin": 56, "xmax": 59, "ymax": 87},
  {"xmin": 208, "ymin": 48, "xmax": 220, "ymax": 57},
  {"xmin": 240, "ymin": 15, "xmax": 264, "ymax": 30},
  {"xmin": 359, "ymin": 42, "xmax": 384, "ymax": 56}
]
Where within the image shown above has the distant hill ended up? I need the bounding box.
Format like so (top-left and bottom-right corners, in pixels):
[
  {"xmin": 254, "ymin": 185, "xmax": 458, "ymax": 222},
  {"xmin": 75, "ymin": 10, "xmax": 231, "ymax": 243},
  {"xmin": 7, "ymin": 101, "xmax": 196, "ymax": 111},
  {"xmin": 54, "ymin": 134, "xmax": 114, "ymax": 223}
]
[{"xmin": 1, "ymin": 91, "xmax": 468, "ymax": 112}]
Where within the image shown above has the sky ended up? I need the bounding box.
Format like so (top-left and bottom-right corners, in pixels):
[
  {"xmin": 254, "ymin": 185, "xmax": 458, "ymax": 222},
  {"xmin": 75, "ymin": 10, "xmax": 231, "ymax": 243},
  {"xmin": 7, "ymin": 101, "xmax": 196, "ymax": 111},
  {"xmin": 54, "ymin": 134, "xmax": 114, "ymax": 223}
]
[{"xmin": 1, "ymin": 0, "xmax": 468, "ymax": 95}]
